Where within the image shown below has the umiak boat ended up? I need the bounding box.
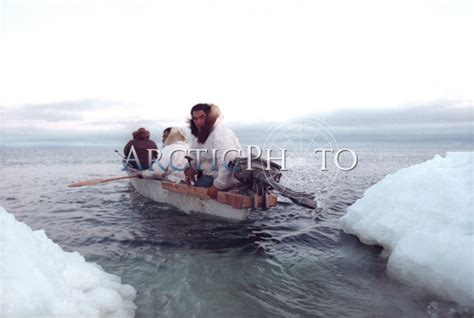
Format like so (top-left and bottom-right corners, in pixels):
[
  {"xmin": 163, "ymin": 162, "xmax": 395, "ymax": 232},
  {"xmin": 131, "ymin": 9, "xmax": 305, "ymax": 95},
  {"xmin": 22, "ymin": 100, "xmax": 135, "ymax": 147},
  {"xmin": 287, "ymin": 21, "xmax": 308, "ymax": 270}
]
[
  {"xmin": 128, "ymin": 158, "xmax": 317, "ymax": 221},
  {"xmin": 69, "ymin": 158, "xmax": 315, "ymax": 221}
]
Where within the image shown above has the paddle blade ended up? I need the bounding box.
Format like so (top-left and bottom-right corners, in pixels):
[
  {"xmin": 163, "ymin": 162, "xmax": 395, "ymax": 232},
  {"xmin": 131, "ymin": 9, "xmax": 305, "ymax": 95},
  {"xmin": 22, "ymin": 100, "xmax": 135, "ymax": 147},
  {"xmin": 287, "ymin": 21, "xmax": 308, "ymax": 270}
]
[
  {"xmin": 68, "ymin": 175, "xmax": 137, "ymax": 188},
  {"xmin": 68, "ymin": 179, "xmax": 104, "ymax": 187}
]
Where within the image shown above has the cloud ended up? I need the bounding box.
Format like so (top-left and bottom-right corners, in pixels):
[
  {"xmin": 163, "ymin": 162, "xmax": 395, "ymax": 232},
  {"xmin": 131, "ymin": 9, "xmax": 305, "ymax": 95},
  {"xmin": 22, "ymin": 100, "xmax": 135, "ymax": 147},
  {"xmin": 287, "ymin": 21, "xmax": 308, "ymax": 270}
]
[
  {"xmin": 317, "ymin": 99, "xmax": 473, "ymax": 128},
  {"xmin": 2, "ymin": 99, "xmax": 123, "ymax": 122},
  {"xmin": 231, "ymin": 99, "xmax": 474, "ymax": 144},
  {"xmin": 0, "ymin": 126, "xmax": 130, "ymax": 147},
  {"xmin": 1, "ymin": 99, "xmax": 472, "ymax": 146}
]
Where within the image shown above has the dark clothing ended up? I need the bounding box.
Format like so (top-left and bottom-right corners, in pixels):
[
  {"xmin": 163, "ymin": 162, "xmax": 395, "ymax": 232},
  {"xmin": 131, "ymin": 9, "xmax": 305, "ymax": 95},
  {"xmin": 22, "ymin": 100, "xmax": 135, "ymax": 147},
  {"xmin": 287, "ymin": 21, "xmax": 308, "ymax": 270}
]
[
  {"xmin": 195, "ymin": 175, "xmax": 214, "ymax": 188},
  {"xmin": 123, "ymin": 129, "xmax": 158, "ymax": 170}
]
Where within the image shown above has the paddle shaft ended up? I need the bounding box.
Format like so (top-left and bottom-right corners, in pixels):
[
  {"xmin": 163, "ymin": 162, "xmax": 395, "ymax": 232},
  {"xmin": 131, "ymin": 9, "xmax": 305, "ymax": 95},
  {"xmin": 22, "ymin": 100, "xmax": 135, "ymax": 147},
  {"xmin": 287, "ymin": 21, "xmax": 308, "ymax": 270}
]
[{"xmin": 97, "ymin": 175, "xmax": 137, "ymax": 183}]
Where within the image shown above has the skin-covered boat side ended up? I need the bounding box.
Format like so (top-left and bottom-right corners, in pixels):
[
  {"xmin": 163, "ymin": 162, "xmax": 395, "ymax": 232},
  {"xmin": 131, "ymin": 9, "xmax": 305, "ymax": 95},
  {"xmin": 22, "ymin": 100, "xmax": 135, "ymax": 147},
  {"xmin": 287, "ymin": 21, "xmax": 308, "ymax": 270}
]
[{"xmin": 129, "ymin": 177, "xmax": 250, "ymax": 221}]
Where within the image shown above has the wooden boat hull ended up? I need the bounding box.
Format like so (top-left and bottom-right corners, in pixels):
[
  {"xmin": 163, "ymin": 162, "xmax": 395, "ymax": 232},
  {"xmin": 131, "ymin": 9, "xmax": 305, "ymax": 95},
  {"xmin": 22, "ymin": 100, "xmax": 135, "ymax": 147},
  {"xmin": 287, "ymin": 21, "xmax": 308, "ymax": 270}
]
[{"xmin": 129, "ymin": 177, "xmax": 251, "ymax": 221}]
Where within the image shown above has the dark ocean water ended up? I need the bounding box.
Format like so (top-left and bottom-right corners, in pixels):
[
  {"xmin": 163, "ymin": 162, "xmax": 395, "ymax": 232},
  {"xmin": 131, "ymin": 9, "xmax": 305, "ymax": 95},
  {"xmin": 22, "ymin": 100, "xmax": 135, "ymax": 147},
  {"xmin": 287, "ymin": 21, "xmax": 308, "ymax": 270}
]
[{"xmin": 1, "ymin": 142, "xmax": 472, "ymax": 317}]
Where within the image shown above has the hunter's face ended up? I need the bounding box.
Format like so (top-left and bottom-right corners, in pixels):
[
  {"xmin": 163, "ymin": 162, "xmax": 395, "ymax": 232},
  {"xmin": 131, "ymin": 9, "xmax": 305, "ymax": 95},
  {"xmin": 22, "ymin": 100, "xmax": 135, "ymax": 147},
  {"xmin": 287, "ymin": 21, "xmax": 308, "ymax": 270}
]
[{"xmin": 192, "ymin": 110, "xmax": 207, "ymax": 131}]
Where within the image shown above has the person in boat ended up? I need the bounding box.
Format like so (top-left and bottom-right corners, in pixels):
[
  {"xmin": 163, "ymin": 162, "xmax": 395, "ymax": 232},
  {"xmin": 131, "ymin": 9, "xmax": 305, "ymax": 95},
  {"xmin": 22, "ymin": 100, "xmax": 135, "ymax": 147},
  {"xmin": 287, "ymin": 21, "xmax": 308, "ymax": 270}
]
[
  {"xmin": 123, "ymin": 127, "xmax": 158, "ymax": 170},
  {"xmin": 161, "ymin": 127, "xmax": 171, "ymax": 145},
  {"xmin": 185, "ymin": 103, "xmax": 242, "ymax": 199},
  {"xmin": 137, "ymin": 127, "xmax": 189, "ymax": 182}
]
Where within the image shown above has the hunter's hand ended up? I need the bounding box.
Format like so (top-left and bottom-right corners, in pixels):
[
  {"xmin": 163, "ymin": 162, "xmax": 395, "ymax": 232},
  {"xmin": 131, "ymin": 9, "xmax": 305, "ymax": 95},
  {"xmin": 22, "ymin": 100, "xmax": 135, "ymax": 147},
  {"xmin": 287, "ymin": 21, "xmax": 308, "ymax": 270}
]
[
  {"xmin": 207, "ymin": 186, "xmax": 219, "ymax": 199},
  {"xmin": 185, "ymin": 167, "xmax": 196, "ymax": 179}
]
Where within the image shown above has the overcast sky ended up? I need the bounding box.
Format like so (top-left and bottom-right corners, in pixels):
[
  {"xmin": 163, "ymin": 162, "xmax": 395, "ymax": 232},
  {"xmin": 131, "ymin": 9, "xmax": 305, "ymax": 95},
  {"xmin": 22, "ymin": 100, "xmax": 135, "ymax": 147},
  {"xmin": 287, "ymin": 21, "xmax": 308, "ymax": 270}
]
[
  {"xmin": 0, "ymin": 0, "xmax": 473, "ymax": 145},
  {"xmin": 1, "ymin": 98, "xmax": 471, "ymax": 145}
]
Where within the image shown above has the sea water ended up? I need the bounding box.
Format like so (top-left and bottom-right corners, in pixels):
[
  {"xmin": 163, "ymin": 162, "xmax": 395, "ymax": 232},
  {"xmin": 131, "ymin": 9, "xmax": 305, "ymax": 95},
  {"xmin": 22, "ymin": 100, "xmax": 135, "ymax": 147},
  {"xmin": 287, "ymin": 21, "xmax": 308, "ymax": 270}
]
[{"xmin": 1, "ymin": 141, "xmax": 472, "ymax": 317}]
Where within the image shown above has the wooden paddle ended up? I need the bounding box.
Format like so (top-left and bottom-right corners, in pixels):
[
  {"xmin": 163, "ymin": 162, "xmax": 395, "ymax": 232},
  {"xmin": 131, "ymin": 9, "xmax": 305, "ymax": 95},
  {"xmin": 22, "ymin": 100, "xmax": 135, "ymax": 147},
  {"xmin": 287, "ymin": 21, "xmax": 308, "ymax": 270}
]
[{"xmin": 68, "ymin": 175, "xmax": 138, "ymax": 188}]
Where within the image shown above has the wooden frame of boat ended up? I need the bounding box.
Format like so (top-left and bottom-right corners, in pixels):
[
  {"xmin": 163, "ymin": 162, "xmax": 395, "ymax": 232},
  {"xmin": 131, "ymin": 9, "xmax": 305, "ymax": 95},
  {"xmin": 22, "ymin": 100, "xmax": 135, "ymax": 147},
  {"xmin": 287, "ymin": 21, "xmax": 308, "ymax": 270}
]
[{"xmin": 129, "ymin": 177, "xmax": 277, "ymax": 221}]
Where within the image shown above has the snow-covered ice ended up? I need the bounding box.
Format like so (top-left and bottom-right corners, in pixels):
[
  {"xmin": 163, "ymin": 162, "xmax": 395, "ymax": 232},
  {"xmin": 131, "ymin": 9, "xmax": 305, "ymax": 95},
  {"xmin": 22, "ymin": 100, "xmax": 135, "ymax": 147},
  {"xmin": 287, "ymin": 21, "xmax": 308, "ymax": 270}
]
[
  {"xmin": 340, "ymin": 152, "xmax": 474, "ymax": 306},
  {"xmin": 0, "ymin": 206, "xmax": 136, "ymax": 318}
]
